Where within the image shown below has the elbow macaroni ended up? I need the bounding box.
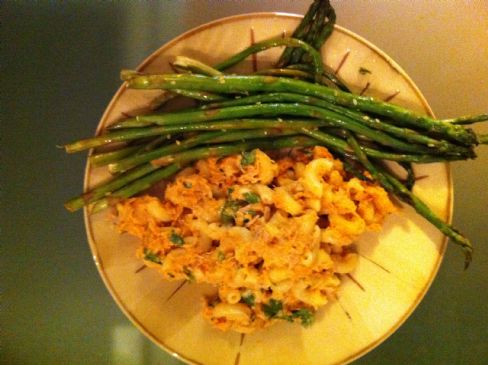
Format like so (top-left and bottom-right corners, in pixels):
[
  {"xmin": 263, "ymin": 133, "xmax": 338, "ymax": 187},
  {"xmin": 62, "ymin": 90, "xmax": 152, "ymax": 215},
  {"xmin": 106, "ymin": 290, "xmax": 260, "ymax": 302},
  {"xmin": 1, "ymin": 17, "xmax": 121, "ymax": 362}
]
[{"xmin": 116, "ymin": 147, "xmax": 396, "ymax": 332}]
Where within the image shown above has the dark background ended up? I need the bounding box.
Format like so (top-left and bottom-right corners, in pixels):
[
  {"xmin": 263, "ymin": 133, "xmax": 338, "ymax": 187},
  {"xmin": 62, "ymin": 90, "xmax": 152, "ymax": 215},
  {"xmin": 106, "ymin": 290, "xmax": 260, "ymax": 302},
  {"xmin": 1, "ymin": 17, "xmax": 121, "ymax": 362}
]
[{"xmin": 2, "ymin": 1, "xmax": 487, "ymax": 364}]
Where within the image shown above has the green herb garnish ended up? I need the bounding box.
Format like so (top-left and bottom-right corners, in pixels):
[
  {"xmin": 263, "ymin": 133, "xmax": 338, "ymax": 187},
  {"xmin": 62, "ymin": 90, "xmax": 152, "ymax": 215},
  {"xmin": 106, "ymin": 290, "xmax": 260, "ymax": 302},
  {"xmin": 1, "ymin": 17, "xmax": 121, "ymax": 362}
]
[
  {"xmin": 263, "ymin": 299, "xmax": 283, "ymax": 318},
  {"xmin": 220, "ymin": 199, "xmax": 245, "ymax": 225},
  {"xmin": 169, "ymin": 231, "xmax": 185, "ymax": 246},
  {"xmin": 240, "ymin": 150, "xmax": 256, "ymax": 167},
  {"xmin": 241, "ymin": 293, "xmax": 255, "ymax": 307},
  {"xmin": 291, "ymin": 308, "xmax": 314, "ymax": 327},
  {"xmin": 143, "ymin": 248, "xmax": 162, "ymax": 264},
  {"xmin": 243, "ymin": 191, "xmax": 260, "ymax": 204}
]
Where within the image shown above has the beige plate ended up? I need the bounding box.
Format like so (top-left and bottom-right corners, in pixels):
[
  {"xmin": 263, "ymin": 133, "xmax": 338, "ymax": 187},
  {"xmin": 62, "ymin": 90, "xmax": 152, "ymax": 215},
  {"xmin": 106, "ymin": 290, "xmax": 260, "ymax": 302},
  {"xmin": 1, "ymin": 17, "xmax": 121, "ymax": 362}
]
[{"xmin": 84, "ymin": 13, "xmax": 450, "ymax": 365}]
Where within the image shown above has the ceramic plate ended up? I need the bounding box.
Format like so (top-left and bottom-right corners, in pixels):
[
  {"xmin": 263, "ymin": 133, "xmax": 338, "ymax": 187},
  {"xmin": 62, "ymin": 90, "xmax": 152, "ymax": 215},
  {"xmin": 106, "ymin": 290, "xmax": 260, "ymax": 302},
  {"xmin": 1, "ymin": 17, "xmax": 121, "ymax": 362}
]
[{"xmin": 84, "ymin": 13, "xmax": 450, "ymax": 365}]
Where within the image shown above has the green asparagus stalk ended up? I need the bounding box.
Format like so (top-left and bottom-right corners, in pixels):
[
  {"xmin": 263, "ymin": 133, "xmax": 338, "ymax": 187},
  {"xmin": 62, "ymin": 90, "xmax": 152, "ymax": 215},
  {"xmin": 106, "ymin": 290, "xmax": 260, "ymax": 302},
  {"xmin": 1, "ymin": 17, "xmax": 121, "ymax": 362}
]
[
  {"xmin": 90, "ymin": 164, "xmax": 181, "ymax": 213},
  {"xmin": 172, "ymin": 56, "xmax": 223, "ymax": 76},
  {"xmin": 64, "ymin": 163, "xmax": 159, "ymax": 212},
  {"xmin": 286, "ymin": 63, "xmax": 350, "ymax": 92},
  {"xmin": 254, "ymin": 68, "xmax": 314, "ymax": 80},
  {"xmin": 213, "ymin": 38, "xmax": 324, "ymax": 79},
  {"xmin": 65, "ymin": 118, "xmax": 327, "ymax": 153},
  {"xmin": 442, "ymin": 114, "xmax": 488, "ymax": 125},
  {"xmin": 109, "ymin": 128, "xmax": 298, "ymax": 173},
  {"xmin": 289, "ymin": 0, "xmax": 333, "ymax": 65},
  {"xmin": 170, "ymin": 89, "xmax": 228, "ymax": 101},
  {"xmin": 88, "ymin": 135, "xmax": 169, "ymax": 167},
  {"xmin": 89, "ymin": 144, "xmax": 142, "ymax": 167},
  {"xmin": 107, "ymin": 130, "xmax": 227, "ymax": 173},
  {"xmin": 398, "ymin": 161, "xmax": 416, "ymax": 191},
  {"xmin": 122, "ymin": 73, "xmax": 477, "ymax": 146},
  {"xmin": 278, "ymin": 0, "xmax": 323, "ymax": 66},
  {"xmin": 150, "ymin": 136, "xmax": 317, "ymax": 166},
  {"xmin": 300, "ymin": 128, "xmax": 466, "ymax": 163},
  {"xmin": 311, "ymin": 1, "xmax": 336, "ymax": 50}
]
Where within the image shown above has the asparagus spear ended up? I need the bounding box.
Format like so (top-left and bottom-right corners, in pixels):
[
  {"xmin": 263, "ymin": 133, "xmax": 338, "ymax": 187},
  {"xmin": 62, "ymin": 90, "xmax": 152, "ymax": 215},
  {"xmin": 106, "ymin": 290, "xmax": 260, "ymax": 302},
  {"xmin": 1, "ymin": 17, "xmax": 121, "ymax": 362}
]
[
  {"xmin": 64, "ymin": 163, "xmax": 159, "ymax": 212},
  {"xmin": 442, "ymin": 114, "xmax": 488, "ymax": 125},
  {"xmin": 254, "ymin": 68, "xmax": 314, "ymax": 80},
  {"xmin": 311, "ymin": 1, "xmax": 336, "ymax": 50},
  {"xmin": 300, "ymin": 127, "xmax": 465, "ymax": 163},
  {"xmin": 172, "ymin": 56, "xmax": 223, "ymax": 76},
  {"xmin": 287, "ymin": 2, "xmax": 328, "ymax": 65},
  {"xmin": 286, "ymin": 63, "xmax": 350, "ymax": 91},
  {"xmin": 169, "ymin": 89, "xmax": 228, "ymax": 101},
  {"xmin": 278, "ymin": 0, "xmax": 323, "ymax": 66},
  {"xmin": 88, "ymin": 135, "xmax": 171, "ymax": 167},
  {"xmin": 150, "ymin": 136, "xmax": 315, "ymax": 167},
  {"xmin": 89, "ymin": 144, "xmax": 142, "ymax": 167},
  {"xmin": 122, "ymin": 73, "xmax": 478, "ymax": 146},
  {"xmin": 89, "ymin": 164, "xmax": 181, "ymax": 213},
  {"xmin": 109, "ymin": 128, "xmax": 298, "ymax": 173},
  {"xmin": 214, "ymin": 38, "xmax": 324, "ymax": 79},
  {"xmin": 65, "ymin": 118, "xmax": 327, "ymax": 153}
]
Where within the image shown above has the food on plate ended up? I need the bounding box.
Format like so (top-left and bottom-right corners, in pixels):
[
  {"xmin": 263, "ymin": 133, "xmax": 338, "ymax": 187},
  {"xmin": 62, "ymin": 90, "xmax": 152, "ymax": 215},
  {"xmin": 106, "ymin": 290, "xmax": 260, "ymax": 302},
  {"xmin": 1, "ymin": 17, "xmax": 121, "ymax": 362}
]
[
  {"xmin": 116, "ymin": 146, "xmax": 396, "ymax": 332},
  {"xmin": 64, "ymin": 0, "xmax": 487, "ymax": 332}
]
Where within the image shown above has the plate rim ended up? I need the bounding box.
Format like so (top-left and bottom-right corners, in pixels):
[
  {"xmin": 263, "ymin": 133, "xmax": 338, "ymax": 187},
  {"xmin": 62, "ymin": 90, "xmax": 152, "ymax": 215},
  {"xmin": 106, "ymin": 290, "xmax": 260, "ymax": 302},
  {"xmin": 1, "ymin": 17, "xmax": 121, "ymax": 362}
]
[{"xmin": 83, "ymin": 12, "xmax": 451, "ymax": 365}]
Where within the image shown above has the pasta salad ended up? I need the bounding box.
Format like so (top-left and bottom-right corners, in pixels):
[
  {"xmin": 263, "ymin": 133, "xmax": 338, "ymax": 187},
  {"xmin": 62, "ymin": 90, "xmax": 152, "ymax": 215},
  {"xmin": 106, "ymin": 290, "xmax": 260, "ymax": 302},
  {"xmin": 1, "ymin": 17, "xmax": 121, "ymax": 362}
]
[{"xmin": 116, "ymin": 146, "xmax": 396, "ymax": 332}]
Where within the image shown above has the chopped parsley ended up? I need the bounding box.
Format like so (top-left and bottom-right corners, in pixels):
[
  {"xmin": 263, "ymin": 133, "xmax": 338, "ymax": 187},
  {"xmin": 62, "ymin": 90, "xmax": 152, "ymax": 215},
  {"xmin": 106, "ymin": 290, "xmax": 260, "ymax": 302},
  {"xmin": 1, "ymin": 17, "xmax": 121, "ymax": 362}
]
[
  {"xmin": 241, "ymin": 293, "xmax": 255, "ymax": 307},
  {"xmin": 169, "ymin": 231, "xmax": 185, "ymax": 246},
  {"xmin": 359, "ymin": 67, "xmax": 372, "ymax": 75},
  {"xmin": 276, "ymin": 308, "xmax": 315, "ymax": 327},
  {"xmin": 220, "ymin": 199, "xmax": 245, "ymax": 225},
  {"xmin": 221, "ymin": 189, "xmax": 260, "ymax": 225},
  {"xmin": 240, "ymin": 150, "xmax": 256, "ymax": 167},
  {"xmin": 263, "ymin": 299, "xmax": 283, "ymax": 318},
  {"xmin": 243, "ymin": 192, "xmax": 260, "ymax": 204},
  {"xmin": 143, "ymin": 248, "xmax": 162, "ymax": 264},
  {"xmin": 290, "ymin": 308, "xmax": 314, "ymax": 327}
]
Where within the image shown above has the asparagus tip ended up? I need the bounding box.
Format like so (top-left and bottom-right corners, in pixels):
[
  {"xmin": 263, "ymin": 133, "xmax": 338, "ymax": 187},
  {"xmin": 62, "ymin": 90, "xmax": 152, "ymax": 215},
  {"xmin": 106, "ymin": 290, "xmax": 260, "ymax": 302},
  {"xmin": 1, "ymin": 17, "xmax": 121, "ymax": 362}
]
[
  {"xmin": 121, "ymin": 69, "xmax": 141, "ymax": 81},
  {"xmin": 64, "ymin": 199, "xmax": 81, "ymax": 212}
]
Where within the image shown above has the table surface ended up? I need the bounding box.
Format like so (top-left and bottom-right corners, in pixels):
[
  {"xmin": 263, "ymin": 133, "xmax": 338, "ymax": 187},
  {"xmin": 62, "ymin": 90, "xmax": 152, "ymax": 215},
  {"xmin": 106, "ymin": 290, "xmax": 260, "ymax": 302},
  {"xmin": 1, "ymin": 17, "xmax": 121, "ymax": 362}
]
[{"xmin": 2, "ymin": 1, "xmax": 487, "ymax": 364}]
